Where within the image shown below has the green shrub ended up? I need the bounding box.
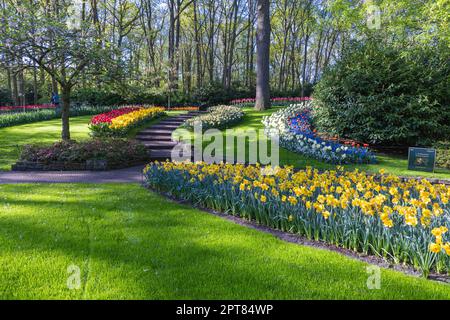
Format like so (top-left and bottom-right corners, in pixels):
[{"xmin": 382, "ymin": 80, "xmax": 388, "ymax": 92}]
[
  {"xmin": 434, "ymin": 142, "xmax": 450, "ymax": 170},
  {"xmin": 72, "ymin": 88, "xmax": 124, "ymax": 106},
  {"xmin": 0, "ymin": 88, "xmax": 13, "ymax": 106},
  {"xmin": 20, "ymin": 139, "xmax": 148, "ymax": 164},
  {"xmin": 313, "ymin": 40, "xmax": 450, "ymax": 146},
  {"xmin": 191, "ymin": 82, "xmax": 252, "ymax": 106}
]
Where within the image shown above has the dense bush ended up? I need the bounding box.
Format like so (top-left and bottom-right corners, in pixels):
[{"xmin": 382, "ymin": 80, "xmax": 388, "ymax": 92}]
[
  {"xmin": 313, "ymin": 40, "xmax": 450, "ymax": 146},
  {"xmin": 0, "ymin": 105, "xmax": 117, "ymax": 128},
  {"xmin": 183, "ymin": 105, "xmax": 244, "ymax": 130},
  {"xmin": 434, "ymin": 142, "xmax": 450, "ymax": 170},
  {"xmin": 20, "ymin": 139, "xmax": 148, "ymax": 164},
  {"xmin": 0, "ymin": 88, "xmax": 12, "ymax": 106},
  {"xmin": 191, "ymin": 82, "xmax": 253, "ymax": 106},
  {"xmin": 71, "ymin": 88, "xmax": 124, "ymax": 106},
  {"xmin": 70, "ymin": 83, "xmax": 310, "ymax": 108}
]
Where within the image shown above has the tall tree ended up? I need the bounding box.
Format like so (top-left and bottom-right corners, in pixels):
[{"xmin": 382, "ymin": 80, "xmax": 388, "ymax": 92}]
[
  {"xmin": 0, "ymin": 1, "xmax": 105, "ymax": 139},
  {"xmin": 255, "ymin": 0, "xmax": 270, "ymax": 110}
]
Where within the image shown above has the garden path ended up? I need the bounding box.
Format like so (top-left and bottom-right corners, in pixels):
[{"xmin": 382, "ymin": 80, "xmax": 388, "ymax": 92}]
[
  {"xmin": 0, "ymin": 111, "xmax": 206, "ymax": 184},
  {"xmin": 136, "ymin": 110, "xmax": 205, "ymax": 160},
  {"xmin": 0, "ymin": 165, "xmax": 145, "ymax": 184}
]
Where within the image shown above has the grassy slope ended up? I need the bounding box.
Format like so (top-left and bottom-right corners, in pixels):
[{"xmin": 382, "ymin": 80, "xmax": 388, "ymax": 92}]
[
  {"xmin": 0, "ymin": 116, "xmax": 92, "ymax": 171},
  {"xmin": 175, "ymin": 107, "xmax": 450, "ymax": 179},
  {"xmin": 0, "ymin": 183, "xmax": 449, "ymax": 300},
  {"xmin": 0, "ymin": 112, "xmax": 185, "ymax": 171}
]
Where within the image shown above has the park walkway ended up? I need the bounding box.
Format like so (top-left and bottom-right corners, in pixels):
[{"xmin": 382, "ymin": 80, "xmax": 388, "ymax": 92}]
[
  {"xmin": 0, "ymin": 111, "xmax": 206, "ymax": 184},
  {"xmin": 0, "ymin": 165, "xmax": 145, "ymax": 184},
  {"xmin": 136, "ymin": 110, "xmax": 205, "ymax": 160}
]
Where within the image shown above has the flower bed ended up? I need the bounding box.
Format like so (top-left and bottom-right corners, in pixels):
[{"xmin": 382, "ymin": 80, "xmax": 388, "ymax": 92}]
[
  {"xmin": 144, "ymin": 162, "xmax": 450, "ymax": 276},
  {"xmin": 15, "ymin": 139, "xmax": 149, "ymax": 170},
  {"xmin": 0, "ymin": 104, "xmax": 55, "ymax": 113},
  {"xmin": 89, "ymin": 106, "xmax": 165, "ymax": 137},
  {"xmin": 183, "ymin": 105, "xmax": 244, "ymax": 130},
  {"xmin": 166, "ymin": 106, "xmax": 200, "ymax": 111},
  {"xmin": 262, "ymin": 102, "xmax": 376, "ymax": 164},
  {"xmin": 230, "ymin": 97, "xmax": 311, "ymax": 107},
  {"xmin": 90, "ymin": 106, "xmax": 141, "ymax": 125}
]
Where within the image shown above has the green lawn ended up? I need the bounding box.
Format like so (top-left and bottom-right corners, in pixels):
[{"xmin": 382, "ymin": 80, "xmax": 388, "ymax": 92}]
[
  {"xmin": 0, "ymin": 183, "xmax": 449, "ymax": 299},
  {"xmin": 1, "ymin": 108, "xmax": 449, "ymax": 179},
  {"xmin": 0, "ymin": 112, "xmax": 185, "ymax": 171},
  {"xmin": 0, "ymin": 116, "xmax": 92, "ymax": 171},
  {"xmin": 175, "ymin": 107, "xmax": 450, "ymax": 179}
]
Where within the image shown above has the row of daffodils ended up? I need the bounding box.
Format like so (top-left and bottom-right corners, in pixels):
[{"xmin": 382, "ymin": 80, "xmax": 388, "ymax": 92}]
[
  {"xmin": 144, "ymin": 162, "xmax": 450, "ymax": 276},
  {"xmin": 89, "ymin": 105, "xmax": 165, "ymax": 137},
  {"xmin": 262, "ymin": 102, "xmax": 376, "ymax": 164},
  {"xmin": 183, "ymin": 105, "xmax": 244, "ymax": 130}
]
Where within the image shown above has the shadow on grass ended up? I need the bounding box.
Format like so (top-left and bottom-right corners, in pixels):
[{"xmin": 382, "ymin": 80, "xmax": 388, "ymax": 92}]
[{"xmin": 0, "ymin": 184, "xmax": 449, "ymax": 299}]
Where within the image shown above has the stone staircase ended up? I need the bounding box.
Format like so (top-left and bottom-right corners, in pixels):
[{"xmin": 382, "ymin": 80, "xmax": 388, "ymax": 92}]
[{"xmin": 136, "ymin": 111, "xmax": 205, "ymax": 161}]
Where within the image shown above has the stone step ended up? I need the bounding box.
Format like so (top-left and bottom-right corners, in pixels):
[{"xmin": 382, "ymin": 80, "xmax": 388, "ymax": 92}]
[
  {"xmin": 139, "ymin": 129, "xmax": 174, "ymax": 135},
  {"xmin": 157, "ymin": 120, "xmax": 184, "ymax": 125},
  {"xmin": 149, "ymin": 148, "xmax": 193, "ymax": 161},
  {"xmin": 141, "ymin": 141, "xmax": 178, "ymax": 149},
  {"xmin": 149, "ymin": 124, "xmax": 180, "ymax": 130},
  {"xmin": 149, "ymin": 149, "xmax": 172, "ymax": 160},
  {"xmin": 136, "ymin": 135, "xmax": 174, "ymax": 141}
]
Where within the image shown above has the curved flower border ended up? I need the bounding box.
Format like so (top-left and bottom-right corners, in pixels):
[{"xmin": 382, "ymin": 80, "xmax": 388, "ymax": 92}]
[{"xmin": 262, "ymin": 102, "xmax": 376, "ymax": 164}]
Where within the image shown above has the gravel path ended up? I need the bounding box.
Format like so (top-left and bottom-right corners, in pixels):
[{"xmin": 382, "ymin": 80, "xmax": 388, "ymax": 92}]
[{"xmin": 0, "ymin": 165, "xmax": 145, "ymax": 184}]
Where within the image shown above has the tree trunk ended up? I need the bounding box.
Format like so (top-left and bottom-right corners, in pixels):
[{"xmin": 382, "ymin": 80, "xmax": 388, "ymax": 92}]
[
  {"xmin": 51, "ymin": 75, "xmax": 58, "ymax": 95},
  {"xmin": 193, "ymin": 0, "xmax": 202, "ymax": 87},
  {"xmin": 12, "ymin": 72, "xmax": 19, "ymax": 106},
  {"xmin": 61, "ymin": 86, "xmax": 71, "ymax": 140},
  {"xmin": 301, "ymin": 31, "xmax": 310, "ymax": 98},
  {"xmin": 255, "ymin": 0, "xmax": 270, "ymax": 110},
  {"xmin": 33, "ymin": 65, "xmax": 38, "ymax": 104},
  {"xmin": 6, "ymin": 68, "xmax": 12, "ymax": 104},
  {"xmin": 18, "ymin": 69, "xmax": 25, "ymax": 106}
]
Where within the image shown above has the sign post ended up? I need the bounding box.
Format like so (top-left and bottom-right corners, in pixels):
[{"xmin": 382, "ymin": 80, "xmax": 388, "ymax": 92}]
[{"xmin": 407, "ymin": 147, "xmax": 436, "ymax": 172}]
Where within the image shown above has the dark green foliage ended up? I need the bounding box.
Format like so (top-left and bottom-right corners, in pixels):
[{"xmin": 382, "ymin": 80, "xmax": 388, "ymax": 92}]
[
  {"xmin": 71, "ymin": 88, "xmax": 124, "ymax": 106},
  {"xmin": 19, "ymin": 138, "xmax": 148, "ymax": 164},
  {"xmin": 191, "ymin": 82, "xmax": 253, "ymax": 106},
  {"xmin": 271, "ymin": 83, "xmax": 314, "ymax": 98},
  {"xmin": 313, "ymin": 40, "xmax": 450, "ymax": 146},
  {"xmin": 434, "ymin": 141, "xmax": 450, "ymax": 169},
  {"xmin": 0, "ymin": 88, "xmax": 12, "ymax": 106}
]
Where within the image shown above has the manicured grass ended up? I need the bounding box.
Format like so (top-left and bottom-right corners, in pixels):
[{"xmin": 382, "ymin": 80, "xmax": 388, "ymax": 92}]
[
  {"xmin": 0, "ymin": 183, "xmax": 449, "ymax": 299},
  {"xmin": 0, "ymin": 111, "xmax": 184, "ymax": 171},
  {"xmin": 175, "ymin": 107, "xmax": 450, "ymax": 179},
  {"xmin": 0, "ymin": 116, "xmax": 92, "ymax": 171}
]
